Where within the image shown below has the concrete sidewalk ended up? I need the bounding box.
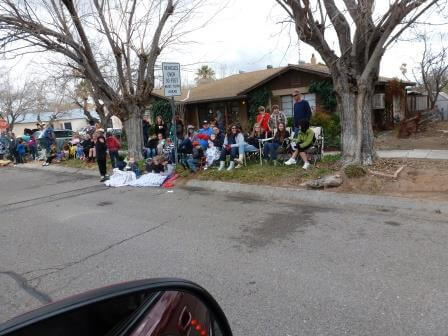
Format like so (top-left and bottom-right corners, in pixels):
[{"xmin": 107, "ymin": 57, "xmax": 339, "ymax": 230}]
[
  {"xmin": 377, "ymin": 149, "xmax": 448, "ymax": 160},
  {"xmin": 326, "ymin": 150, "xmax": 448, "ymax": 160}
]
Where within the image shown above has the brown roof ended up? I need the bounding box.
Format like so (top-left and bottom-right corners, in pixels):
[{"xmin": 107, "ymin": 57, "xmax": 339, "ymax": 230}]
[{"xmin": 153, "ymin": 64, "xmax": 414, "ymax": 104}]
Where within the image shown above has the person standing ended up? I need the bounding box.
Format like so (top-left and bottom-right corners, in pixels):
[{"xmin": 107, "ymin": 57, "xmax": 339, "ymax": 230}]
[
  {"xmin": 154, "ymin": 115, "xmax": 166, "ymax": 138},
  {"xmin": 95, "ymin": 130, "xmax": 109, "ymax": 182},
  {"xmin": 142, "ymin": 118, "xmax": 150, "ymax": 147},
  {"xmin": 42, "ymin": 123, "xmax": 55, "ymax": 158},
  {"xmin": 106, "ymin": 132, "xmax": 121, "ymax": 169},
  {"xmin": 292, "ymin": 89, "xmax": 312, "ymax": 133},
  {"xmin": 175, "ymin": 115, "xmax": 184, "ymax": 140},
  {"xmin": 268, "ymin": 105, "xmax": 286, "ymax": 135},
  {"xmin": 16, "ymin": 138, "xmax": 26, "ymax": 164},
  {"xmin": 28, "ymin": 135, "xmax": 37, "ymax": 160},
  {"xmin": 256, "ymin": 106, "xmax": 270, "ymax": 133}
]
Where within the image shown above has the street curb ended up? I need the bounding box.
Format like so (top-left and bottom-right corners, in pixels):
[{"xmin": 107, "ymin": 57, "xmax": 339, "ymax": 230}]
[
  {"xmin": 185, "ymin": 180, "xmax": 448, "ymax": 214},
  {"xmin": 12, "ymin": 163, "xmax": 99, "ymax": 177}
]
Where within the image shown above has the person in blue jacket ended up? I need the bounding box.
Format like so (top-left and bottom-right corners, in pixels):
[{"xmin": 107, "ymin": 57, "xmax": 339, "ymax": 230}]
[
  {"xmin": 293, "ymin": 89, "xmax": 312, "ymax": 133},
  {"xmin": 16, "ymin": 138, "xmax": 26, "ymax": 164}
]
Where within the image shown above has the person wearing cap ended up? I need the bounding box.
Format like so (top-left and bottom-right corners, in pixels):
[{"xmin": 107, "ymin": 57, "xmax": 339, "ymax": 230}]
[
  {"xmin": 292, "ymin": 89, "xmax": 312, "ymax": 133},
  {"xmin": 256, "ymin": 106, "xmax": 270, "ymax": 133},
  {"xmin": 197, "ymin": 120, "xmax": 212, "ymax": 149},
  {"xmin": 198, "ymin": 120, "xmax": 213, "ymax": 137}
]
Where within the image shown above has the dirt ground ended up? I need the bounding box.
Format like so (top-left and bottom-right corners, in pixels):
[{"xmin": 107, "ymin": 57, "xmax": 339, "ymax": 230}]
[
  {"xmin": 376, "ymin": 120, "xmax": 448, "ymax": 150},
  {"xmin": 337, "ymin": 158, "xmax": 448, "ymax": 202}
]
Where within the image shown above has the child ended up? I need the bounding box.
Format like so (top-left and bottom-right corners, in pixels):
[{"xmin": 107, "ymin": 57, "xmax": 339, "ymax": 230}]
[
  {"xmin": 16, "ymin": 139, "xmax": 26, "ymax": 164},
  {"xmin": 28, "ymin": 136, "xmax": 37, "ymax": 160},
  {"xmin": 76, "ymin": 142, "xmax": 85, "ymax": 159},
  {"xmin": 156, "ymin": 133, "xmax": 165, "ymax": 155},
  {"xmin": 42, "ymin": 144, "xmax": 56, "ymax": 166},
  {"xmin": 146, "ymin": 155, "xmax": 166, "ymax": 174},
  {"xmin": 205, "ymin": 136, "xmax": 220, "ymax": 169},
  {"xmin": 116, "ymin": 155, "xmax": 126, "ymax": 171},
  {"xmin": 106, "ymin": 132, "xmax": 121, "ymax": 169},
  {"xmin": 186, "ymin": 141, "xmax": 204, "ymax": 172},
  {"xmin": 145, "ymin": 134, "xmax": 158, "ymax": 159},
  {"xmin": 126, "ymin": 157, "xmax": 141, "ymax": 177},
  {"xmin": 162, "ymin": 137, "xmax": 175, "ymax": 163}
]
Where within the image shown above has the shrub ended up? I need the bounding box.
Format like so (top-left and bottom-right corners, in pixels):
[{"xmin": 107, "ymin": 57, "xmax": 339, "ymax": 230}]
[
  {"xmin": 311, "ymin": 111, "xmax": 341, "ymax": 149},
  {"xmin": 248, "ymin": 87, "xmax": 270, "ymax": 126},
  {"xmin": 344, "ymin": 165, "xmax": 367, "ymax": 178}
]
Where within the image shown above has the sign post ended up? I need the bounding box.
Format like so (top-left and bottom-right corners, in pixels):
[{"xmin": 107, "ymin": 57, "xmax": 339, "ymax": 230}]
[{"xmin": 162, "ymin": 62, "xmax": 181, "ymax": 164}]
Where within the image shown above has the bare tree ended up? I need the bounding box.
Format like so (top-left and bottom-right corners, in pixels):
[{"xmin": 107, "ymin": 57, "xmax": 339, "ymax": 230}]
[
  {"xmin": 0, "ymin": 0, "xmax": 213, "ymax": 159},
  {"xmin": 0, "ymin": 69, "xmax": 45, "ymax": 132},
  {"xmin": 415, "ymin": 32, "xmax": 448, "ymax": 110},
  {"xmin": 276, "ymin": 0, "xmax": 444, "ymax": 165}
]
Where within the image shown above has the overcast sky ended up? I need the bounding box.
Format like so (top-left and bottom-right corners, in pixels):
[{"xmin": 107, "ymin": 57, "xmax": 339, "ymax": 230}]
[{"xmin": 2, "ymin": 0, "xmax": 445, "ymax": 87}]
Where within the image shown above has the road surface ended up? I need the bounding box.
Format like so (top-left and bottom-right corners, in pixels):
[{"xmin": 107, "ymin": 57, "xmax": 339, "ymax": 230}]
[{"xmin": 1, "ymin": 167, "xmax": 448, "ymax": 335}]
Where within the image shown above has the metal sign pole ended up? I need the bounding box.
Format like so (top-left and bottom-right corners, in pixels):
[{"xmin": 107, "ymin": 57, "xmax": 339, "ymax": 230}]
[
  {"xmin": 170, "ymin": 96, "xmax": 178, "ymax": 164},
  {"xmin": 162, "ymin": 62, "xmax": 181, "ymax": 166}
]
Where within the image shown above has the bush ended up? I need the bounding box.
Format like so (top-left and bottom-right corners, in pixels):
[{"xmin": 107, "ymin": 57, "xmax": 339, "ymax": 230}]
[
  {"xmin": 247, "ymin": 87, "xmax": 270, "ymax": 126},
  {"xmin": 344, "ymin": 165, "xmax": 367, "ymax": 178},
  {"xmin": 311, "ymin": 112, "xmax": 341, "ymax": 149}
]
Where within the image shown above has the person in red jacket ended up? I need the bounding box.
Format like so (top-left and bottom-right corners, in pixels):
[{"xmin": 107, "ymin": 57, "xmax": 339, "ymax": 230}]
[
  {"xmin": 256, "ymin": 106, "xmax": 270, "ymax": 133},
  {"xmin": 106, "ymin": 132, "xmax": 121, "ymax": 169}
]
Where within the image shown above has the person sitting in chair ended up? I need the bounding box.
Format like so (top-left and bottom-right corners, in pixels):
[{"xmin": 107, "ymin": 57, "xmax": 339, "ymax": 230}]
[
  {"xmin": 263, "ymin": 122, "xmax": 290, "ymax": 166},
  {"xmin": 285, "ymin": 119, "xmax": 314, "ymax": 170}
]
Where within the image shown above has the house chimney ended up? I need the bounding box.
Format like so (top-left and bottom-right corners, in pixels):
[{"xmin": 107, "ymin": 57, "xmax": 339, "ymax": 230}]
[
  {"xmin": 311, "ymin": 54, "xmax": 317, "ymax": 65},
  {"xmin": 267, "ymin": 65, "xmax": 273, "ymax": 69}
]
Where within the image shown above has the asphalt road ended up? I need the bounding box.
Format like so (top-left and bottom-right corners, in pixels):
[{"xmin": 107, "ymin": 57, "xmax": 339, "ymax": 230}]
[{"xmin": 1, "ymin": 167, "xmax": 448, "ymax": 335}]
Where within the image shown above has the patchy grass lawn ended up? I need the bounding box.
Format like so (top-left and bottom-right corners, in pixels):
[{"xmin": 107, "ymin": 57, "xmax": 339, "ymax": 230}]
[
  {"xmin": 180, "ymin": 155, "xmax": 342, "ymax": 188},
  {"xmin": 60, "ymin": 159, "xmax": 97, "ymax": 170}
]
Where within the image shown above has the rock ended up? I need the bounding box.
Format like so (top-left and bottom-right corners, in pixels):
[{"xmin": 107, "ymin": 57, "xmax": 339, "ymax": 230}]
[{"xmin": 300, "ymin": 174, "xmax": 342, "ymax": 189}]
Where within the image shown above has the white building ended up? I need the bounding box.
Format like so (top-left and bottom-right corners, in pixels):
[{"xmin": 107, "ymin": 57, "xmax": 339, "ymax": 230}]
[{"xmin": 12, "ymin": 109, "xmax": 122, "ymax": 135}]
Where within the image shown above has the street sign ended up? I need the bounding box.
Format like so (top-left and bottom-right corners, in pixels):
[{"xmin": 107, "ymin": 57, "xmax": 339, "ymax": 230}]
[{"xmin": 162, "ymin": 62, "xmax": 181, "ymax": 97}]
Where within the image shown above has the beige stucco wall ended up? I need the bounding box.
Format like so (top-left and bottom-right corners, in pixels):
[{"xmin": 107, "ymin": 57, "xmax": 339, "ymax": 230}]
[{"xmin": 12, "ymin": 118, "xmax": 89, "ymax": 135}]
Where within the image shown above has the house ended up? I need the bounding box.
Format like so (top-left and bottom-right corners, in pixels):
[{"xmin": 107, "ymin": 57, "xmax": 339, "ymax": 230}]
[
  {"xmin": 154, "ymin": 61, "xmax": 414, "ymax": 131},
  {"xmin": 12, "ymin": 109, "xmax": 122, "ymax": 135},
  {"xmin": 407, "ymin": 91, "xmax": 429, "ymax": 115}
]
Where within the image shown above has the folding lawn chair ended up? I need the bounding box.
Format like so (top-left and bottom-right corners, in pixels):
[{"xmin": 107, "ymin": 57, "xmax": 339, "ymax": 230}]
[{"xmin": 306, "ymin": 126, "xmax": 325, "ymax": 165}]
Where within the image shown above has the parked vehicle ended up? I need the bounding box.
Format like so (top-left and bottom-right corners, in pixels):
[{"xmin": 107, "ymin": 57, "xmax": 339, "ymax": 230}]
[
  {"xmin": 34, "ymin": 129, "xmax": 73, "ymax": 152},
  {"xmin": 0, "ymin": 278, "xmax": 232, "ymax": 336}
]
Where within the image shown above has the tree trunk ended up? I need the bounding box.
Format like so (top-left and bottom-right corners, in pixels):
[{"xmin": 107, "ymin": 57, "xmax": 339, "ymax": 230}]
[
  {"xmin": 333, "ymin": 76, "xmax": 376, "ymax": 165},
  {"xmin": 123, "ymin": 104, "xmax": 143, "ymax": 160}
]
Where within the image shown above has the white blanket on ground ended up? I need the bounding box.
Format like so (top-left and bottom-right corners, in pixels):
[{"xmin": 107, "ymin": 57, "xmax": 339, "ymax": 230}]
[
  {"xmin": 105, "ymin": 169, "xmax": 136, "ymax": 187},
  {"xmin": 129, "ymin": 173, "xmax": 168, "ymax": 187},
  {"xmin": 105, "ymin": 169, "xmax": 167, "ymax": 187}
]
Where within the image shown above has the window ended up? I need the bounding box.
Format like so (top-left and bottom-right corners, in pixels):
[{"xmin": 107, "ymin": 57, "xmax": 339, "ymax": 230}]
[
  {"xmin": 281, "ymin": 95, "xmax": 293, "ymax": 117},
  {"xmin": 64, "ymin": 122, "xmax": 72, "ymax": 130},
  {"xmin": 302, "ymin": 93, "xmax": 316, "ymax": 113},
  {"xmin": 281, "ymin": 93, "xmax": 316, "ymax": 117},
  {"xmin": 416, "ymin": 96, "xmax": 428, "ymax": 111},
  {"xmin": 373, "ymin": 93, "xmax": 385, "ymax": 109}
]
